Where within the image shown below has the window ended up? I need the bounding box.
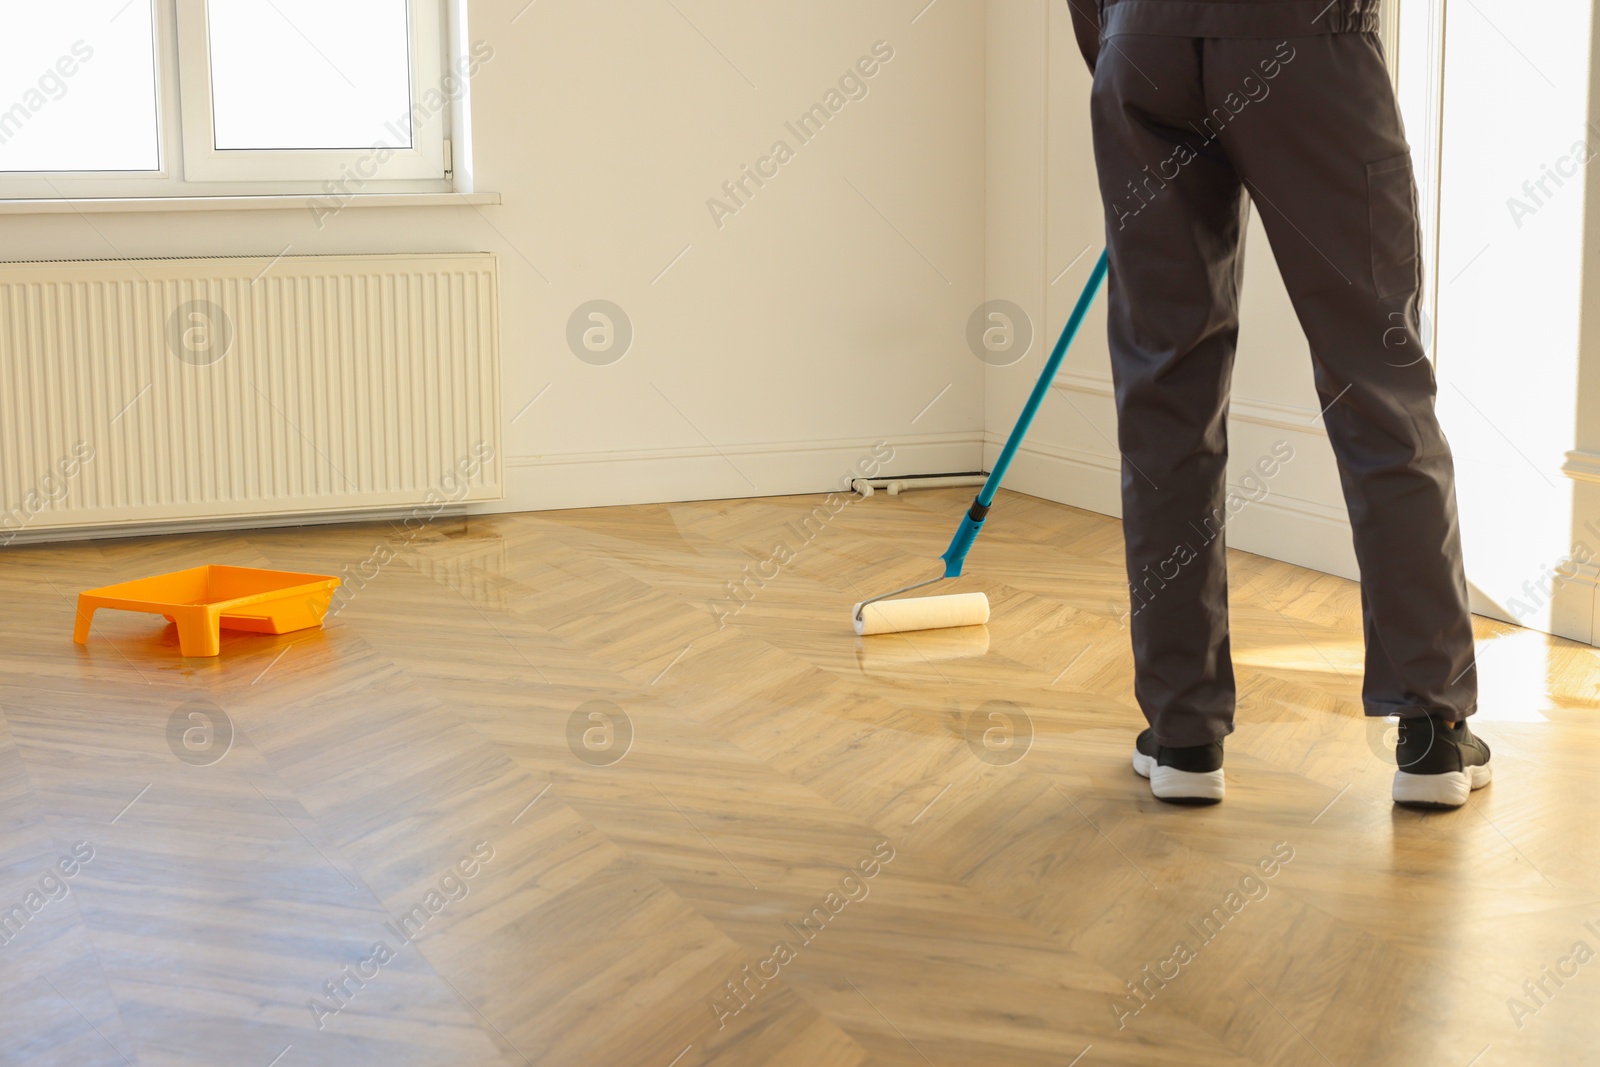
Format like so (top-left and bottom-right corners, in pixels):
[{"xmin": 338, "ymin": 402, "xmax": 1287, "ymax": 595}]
[
  {"xmin": 0, "ymin": 4, "xmax": 161, "ymax": 173},
  {"xmin": 0, "ymin": 0, "xmax": 453, "ymax": 198}
]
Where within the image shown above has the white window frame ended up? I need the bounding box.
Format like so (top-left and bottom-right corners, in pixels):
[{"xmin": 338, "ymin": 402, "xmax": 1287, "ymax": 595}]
[
  {"xmin": 0, "ymin": 0, "xmax": 453, "ymax": 199},
  {"xmin": 174, "ymin": 0, "xmax": 446, "ymax": 182}
]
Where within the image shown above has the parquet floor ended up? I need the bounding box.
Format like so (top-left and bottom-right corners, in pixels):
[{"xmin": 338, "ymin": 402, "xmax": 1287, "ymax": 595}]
[{"xmin": 2, "ymin": 487, "xmax": 1597, "ymax": 1066}]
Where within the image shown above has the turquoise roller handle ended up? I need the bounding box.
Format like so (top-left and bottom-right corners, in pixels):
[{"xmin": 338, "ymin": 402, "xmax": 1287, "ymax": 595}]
[
  {"xmin": 940, "ymin": 248, "xmax": 1108, "ymax": 577},
  {"xmin": 979, "ymin": 248, "xmax": 1108, "ymax": 508},
  {"xmin": 940, "ymin": 507, "xmax": 987, "ymax": 577}
]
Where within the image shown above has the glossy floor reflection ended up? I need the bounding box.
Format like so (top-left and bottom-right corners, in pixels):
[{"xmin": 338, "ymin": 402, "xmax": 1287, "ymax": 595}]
[{"xmin": 0, "ymin": 487, "xmax": 1595, "ymax": 1066}]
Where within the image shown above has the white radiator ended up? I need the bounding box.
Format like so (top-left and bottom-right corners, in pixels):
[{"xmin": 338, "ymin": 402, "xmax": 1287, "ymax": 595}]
[{"xmin": 0, "ymin": 252, "xmax": 502, "ymax": 542}]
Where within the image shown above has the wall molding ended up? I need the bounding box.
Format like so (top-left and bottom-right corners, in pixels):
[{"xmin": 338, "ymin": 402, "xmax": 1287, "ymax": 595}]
[
  {"xmin": 983, "ymin": 431, "xmax": 1362, "ymax": 580},
  {"xmin": 1562, "ymin": 449, "xmax": 1600, "ymax": 484},
  {"xmin": 1555, "ymin": 560, "xmax": 1600, "ymax": 589},
  {"xmin": 1052, "ymin": 372, "xmax": 1329, "ymax": 436}
]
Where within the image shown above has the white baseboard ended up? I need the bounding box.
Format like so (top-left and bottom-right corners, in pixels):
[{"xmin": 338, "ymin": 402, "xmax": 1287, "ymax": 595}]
[
  {"xmin": 496, "ymin": 432, "xmax": 986, "ymax": 513},
  {"xmin": 1475, "ymin": 555, "xmax": 1600, "ymax": 644}
]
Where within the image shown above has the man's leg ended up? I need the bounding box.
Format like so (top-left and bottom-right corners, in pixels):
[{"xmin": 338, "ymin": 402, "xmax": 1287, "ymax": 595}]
[
  {"xmin": 1208, "ymin": 32, "xmax": 1478, "ymax": 722},
  {"xmin": 1091, "ymin": 34, "xmax": 1250, "ymax": 749}
]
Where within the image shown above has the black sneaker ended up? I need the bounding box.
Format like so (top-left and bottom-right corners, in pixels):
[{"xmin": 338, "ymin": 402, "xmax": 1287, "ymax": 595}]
[
  {"xmin": 1392, "ymin": 715, "xmax": 1492, "ymax": 809},
  {"xmin": 1131, "ymin": 729, "xmax": 1225, "ymax": 803}
]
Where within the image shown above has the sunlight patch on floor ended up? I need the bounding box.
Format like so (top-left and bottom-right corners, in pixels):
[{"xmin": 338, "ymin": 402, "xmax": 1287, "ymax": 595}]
[
  {"xmin": 1469, "ymin": 629, "xmax": 1558, "ymax": 723},
  {"xmin": 1233, "ymin": 637, "xmax": 1364, "ymax": 677}
]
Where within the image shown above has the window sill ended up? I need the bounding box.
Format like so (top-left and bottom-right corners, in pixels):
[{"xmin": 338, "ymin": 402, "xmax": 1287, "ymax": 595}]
[{"xmin": 0, "ymin": 191, "xmax": 502, "ymax": 216}]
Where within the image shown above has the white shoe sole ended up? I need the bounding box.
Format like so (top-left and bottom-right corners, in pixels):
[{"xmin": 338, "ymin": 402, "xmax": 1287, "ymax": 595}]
[
  {"xmin": 1132, "ymin": 750, "xmax": 1226, "ymax": 802},
  {"xmin": 1392, "ymin": 762, "xmax": 1492, "ymax": 808}
]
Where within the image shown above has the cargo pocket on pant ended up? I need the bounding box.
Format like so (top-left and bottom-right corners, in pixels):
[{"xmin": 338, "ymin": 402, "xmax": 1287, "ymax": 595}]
[{"xmin": 1367, "ymin": 152, "xmax": 1420, "ymax": 299}]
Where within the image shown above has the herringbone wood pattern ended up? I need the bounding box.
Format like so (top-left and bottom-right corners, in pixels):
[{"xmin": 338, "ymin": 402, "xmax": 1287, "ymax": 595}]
[{"xmin": 2, "ymin": 488, "xmax": 1597, "ymax": 1066}]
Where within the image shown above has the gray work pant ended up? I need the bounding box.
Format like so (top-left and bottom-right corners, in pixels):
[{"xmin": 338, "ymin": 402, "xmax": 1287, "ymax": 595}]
[{"xmin": 1089, "ymin": 31, "xmax": 1477, "ymax": 746}]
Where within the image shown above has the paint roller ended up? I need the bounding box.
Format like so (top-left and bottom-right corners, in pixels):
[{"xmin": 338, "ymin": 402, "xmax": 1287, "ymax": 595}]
[{"xmin": 851, "ymin": 249, "xmax": 1109, "ymax": 636}]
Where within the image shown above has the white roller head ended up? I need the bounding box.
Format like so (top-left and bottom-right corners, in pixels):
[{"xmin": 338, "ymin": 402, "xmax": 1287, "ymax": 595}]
[{"xmin": 851, "ymin": 592, "xmax": 990, "ymax": 636}]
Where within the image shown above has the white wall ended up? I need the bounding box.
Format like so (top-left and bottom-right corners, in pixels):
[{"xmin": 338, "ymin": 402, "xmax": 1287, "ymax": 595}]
[
  {"xmin": 482, "ymin": 0, "xmax": 988, "ymax": 507},
  {"xmin": 1, "ymin": 0, "xmax": 989, "ymax": 512},
  {"xmin": 1433, "ymin": 0, "xmax": 1599, "ymax": 644}
]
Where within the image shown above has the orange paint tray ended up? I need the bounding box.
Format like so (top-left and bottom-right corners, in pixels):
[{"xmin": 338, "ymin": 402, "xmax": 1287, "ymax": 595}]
[{"xmin": 74, "ymin": 565, "xmax": 341, "ymax": 657}]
